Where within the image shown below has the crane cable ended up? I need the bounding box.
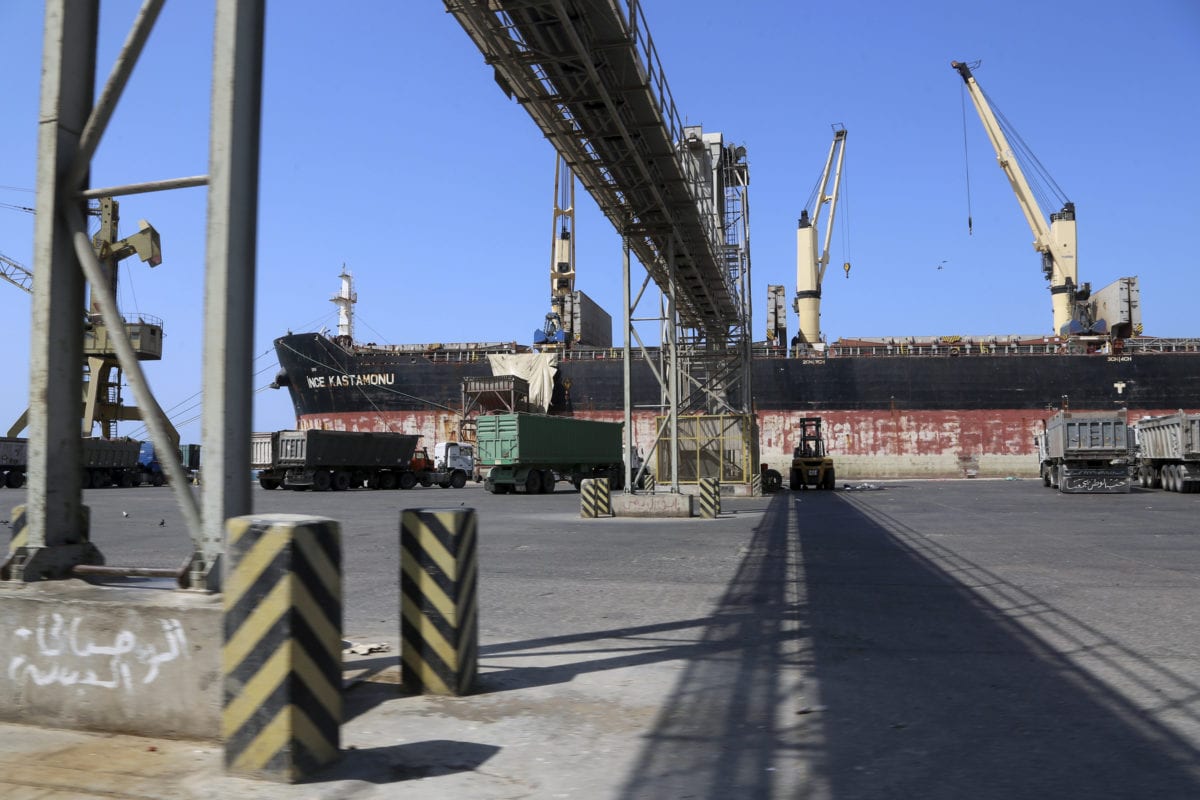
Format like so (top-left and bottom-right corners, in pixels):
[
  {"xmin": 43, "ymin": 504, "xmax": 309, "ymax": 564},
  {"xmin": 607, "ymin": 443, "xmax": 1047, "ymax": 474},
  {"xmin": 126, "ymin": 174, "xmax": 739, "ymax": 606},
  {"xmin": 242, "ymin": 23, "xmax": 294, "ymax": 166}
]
[
  {"xmin": 839, "ymin": 159, "xmax": 852, "ymax": 277},
  {"xmin": 960, "ymin": 82, "xmax": 974, "ymax": 235}
]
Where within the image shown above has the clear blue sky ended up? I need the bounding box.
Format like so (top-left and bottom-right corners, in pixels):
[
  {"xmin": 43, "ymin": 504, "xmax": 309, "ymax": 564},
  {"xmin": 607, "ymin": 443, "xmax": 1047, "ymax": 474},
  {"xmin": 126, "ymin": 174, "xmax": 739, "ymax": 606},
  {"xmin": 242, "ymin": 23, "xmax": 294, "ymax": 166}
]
[{"xmin": 1, "ymin": 1, "xmax": 1198, "ymax": 445}]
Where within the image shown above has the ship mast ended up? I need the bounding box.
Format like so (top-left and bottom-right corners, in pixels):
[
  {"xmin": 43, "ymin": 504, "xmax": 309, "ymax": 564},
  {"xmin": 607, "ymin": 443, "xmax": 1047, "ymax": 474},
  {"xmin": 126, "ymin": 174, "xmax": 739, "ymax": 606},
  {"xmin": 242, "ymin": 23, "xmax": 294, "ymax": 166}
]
[{"xmin": 330, "ymin": 264, "xmax": 356, "ymax": 343}]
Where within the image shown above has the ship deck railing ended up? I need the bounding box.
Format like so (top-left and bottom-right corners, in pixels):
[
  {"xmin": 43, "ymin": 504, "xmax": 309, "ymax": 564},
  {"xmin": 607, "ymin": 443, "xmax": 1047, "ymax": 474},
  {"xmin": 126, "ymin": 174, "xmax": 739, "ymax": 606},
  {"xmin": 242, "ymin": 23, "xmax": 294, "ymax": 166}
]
[{"xmin": 351, "ymin": 337, "xmax": 1200, "ymax": 364}]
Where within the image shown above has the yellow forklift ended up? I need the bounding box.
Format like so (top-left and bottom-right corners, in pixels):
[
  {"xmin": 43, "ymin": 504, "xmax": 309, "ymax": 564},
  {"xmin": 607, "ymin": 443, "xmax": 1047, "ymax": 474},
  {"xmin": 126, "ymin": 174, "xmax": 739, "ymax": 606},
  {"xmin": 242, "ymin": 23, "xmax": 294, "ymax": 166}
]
[{"xmin": 789, "ymin": 417, "xmax": 836, "ymax": 490}]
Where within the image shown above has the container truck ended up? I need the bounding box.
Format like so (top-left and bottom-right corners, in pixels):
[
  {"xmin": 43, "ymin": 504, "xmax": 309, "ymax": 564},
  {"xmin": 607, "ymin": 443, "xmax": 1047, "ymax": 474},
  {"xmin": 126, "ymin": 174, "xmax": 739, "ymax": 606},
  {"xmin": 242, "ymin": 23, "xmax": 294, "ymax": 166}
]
[
  {"xmin": 1036, "ymin": 411, "xmax": 1131, "ymax": 493},
  {"xmin": 256, "ymin": 429, "xmax": 420, "ymax": 491},
  {"xmin": 1134, "ymin": 411, "xmax": 1200, "ymax": 493},
  {"xmin": 476, "ymin": 412, "xmax": 635, "ymax": 494}
]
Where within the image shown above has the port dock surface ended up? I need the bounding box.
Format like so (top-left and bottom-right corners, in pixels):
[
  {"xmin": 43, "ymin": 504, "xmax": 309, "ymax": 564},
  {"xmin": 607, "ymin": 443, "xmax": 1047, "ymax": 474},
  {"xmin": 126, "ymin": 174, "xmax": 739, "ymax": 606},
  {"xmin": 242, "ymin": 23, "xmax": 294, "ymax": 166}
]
[{"xmin": 2, "ymin": 480, "xmax": 1198, "ymax": 798}]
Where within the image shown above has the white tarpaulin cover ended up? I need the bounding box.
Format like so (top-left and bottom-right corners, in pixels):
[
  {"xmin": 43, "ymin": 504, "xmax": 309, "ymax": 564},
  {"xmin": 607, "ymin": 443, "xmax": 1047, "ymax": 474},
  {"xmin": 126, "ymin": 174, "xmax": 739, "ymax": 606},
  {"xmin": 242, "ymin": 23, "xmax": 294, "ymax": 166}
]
[{"xmin": 488, "ymin": 353, "xmax": 559, "ymax": 412}]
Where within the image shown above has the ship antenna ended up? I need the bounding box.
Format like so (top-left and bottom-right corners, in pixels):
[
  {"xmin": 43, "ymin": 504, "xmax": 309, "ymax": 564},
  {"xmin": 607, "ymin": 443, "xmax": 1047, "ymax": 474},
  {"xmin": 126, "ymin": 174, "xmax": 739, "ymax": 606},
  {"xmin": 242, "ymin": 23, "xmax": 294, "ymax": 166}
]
[{"xmin": 331, "ymin": 263, "xmax": 357, "ymax": 341}]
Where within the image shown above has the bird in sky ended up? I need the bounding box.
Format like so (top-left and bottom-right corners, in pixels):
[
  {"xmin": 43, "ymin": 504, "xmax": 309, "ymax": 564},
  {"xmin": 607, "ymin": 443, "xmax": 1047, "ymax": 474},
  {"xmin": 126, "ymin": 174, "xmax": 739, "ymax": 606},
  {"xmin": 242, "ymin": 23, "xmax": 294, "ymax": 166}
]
[
  {"xmin": 936, "ymin": 260, "xmax": 947, "ymax": 270},
  {"xmin": 122, "ymin": 511, "xmax": 129, "ymax": 518},
  {"xmin": 159, "ymin": 519, "xmax": 166, "ymax": 527}
]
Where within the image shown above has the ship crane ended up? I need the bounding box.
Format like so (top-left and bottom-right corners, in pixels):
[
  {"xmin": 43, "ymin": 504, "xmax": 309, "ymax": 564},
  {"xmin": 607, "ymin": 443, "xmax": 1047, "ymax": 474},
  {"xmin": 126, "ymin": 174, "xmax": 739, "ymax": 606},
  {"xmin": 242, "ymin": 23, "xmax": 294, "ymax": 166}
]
[
  {"xmin": 535, "ymin": 153, "xmax": 576, "ymax": 350},
  {"xmin": 952, "ymin": 60, "xmax": 1081, "ymax": 335},
  {"xmin": 794, "ymin": 125, "xmax": 847, "ymax": 353}
]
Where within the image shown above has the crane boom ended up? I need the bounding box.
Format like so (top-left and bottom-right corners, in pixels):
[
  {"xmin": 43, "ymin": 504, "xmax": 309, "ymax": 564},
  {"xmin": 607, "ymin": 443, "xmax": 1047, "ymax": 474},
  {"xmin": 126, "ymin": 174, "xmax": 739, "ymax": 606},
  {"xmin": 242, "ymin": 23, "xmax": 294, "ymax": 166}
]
[
  {"xmin": 0, "ymin": 253, "xmax": 34, "ymax": 294},
  {"xmin": 952, "ymin": 60, "xmax": 1078, "ymax": 335},
  {"xmin": 536, "ymin": 153, "xmax": 576, "ymax": 348},
  {"xmin": 794, "ymin": 126, "xmax": 847, "ymax": 349}
]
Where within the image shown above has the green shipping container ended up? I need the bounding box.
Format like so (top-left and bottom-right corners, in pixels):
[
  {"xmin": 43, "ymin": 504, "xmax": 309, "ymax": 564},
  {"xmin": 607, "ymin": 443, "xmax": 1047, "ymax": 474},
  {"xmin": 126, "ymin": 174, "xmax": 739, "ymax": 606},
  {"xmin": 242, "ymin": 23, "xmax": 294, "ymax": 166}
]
[{"xmin": 476, "ymin": 413, "xmax": 622, "ymax": 467}]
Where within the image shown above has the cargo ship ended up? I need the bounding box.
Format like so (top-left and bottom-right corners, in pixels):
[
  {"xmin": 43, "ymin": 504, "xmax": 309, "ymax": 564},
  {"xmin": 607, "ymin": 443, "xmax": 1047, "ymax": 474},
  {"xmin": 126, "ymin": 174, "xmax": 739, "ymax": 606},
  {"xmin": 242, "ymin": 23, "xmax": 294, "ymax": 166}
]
[{"xmin": 270, "ymin": 274, "xmax": 1200, "ymax": 479}]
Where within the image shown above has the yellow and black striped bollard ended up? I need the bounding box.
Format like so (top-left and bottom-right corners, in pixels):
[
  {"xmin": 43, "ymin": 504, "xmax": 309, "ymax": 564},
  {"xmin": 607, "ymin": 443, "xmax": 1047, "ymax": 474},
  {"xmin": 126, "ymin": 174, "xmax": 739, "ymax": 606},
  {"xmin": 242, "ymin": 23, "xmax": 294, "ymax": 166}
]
[
  {"xmin": 400, "ymin": 508, "xmax": 478, "ymax": 695},
  {"xmin": 699, "ymin": 477, "xmax": 721, "ymax": 519},
  {"xmin": 580, "ymin": 477, "xmax": 612, "ymax": 518},
  {"xmin": 581, "ymin": 479, "xmax": 598, "ymax": 518},
  {"xmin": 751, "ymin": 472, "xmax": 762, "ymax": 497},
  {"xmin": 595, "ymin": 476, "xmax": 611, "ymax": 516},
  {"xmin": 223, "ymin": 515, "xmax": 342, "ymax": 782},
  {"xmin": 643, "ymin": 473, "xmax": 656, "ymax": 493}
]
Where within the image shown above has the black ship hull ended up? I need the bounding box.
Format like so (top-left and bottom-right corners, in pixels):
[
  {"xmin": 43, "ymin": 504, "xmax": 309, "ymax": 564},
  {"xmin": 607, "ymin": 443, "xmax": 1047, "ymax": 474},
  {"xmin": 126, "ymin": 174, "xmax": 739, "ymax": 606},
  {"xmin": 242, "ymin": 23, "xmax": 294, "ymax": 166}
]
[{"xmin": 272, "ymin": 332, "xmax": 1200, "ymax": 478}]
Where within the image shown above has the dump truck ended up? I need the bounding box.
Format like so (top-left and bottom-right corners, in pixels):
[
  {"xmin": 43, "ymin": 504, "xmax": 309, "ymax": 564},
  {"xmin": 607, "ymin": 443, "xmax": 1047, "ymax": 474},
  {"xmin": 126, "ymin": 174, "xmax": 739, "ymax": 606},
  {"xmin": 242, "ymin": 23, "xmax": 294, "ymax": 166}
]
[
  {"xmin": 789, "ymin": 417, "xmax": 836, "ymax": 490},
  {"xmin": 0, "ymin": 436, "xmax": 143, "ymax": 489},
  {"xmin": 256, "ymin": 429, "xmax": 420, "ymax": 491},
  {"xmin": 1134, "ymin": 411, "xmax": 1200, "ymax": 493},
  {"xmin": 1036, "ymin": 411, "xmax": 1131, "ymax": 493},
  {"xmin": 476, "ymin": 412, "xmax": 630, "ymax": 494}
]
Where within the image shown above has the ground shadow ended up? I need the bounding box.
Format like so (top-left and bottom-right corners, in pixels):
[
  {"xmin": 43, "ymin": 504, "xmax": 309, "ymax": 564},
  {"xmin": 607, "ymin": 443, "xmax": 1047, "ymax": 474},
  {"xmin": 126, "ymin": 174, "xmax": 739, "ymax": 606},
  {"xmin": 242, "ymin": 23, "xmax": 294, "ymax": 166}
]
[
  {"xmin": 307, "ymin": 739, "xmax": 500, "ymax": 784},
  {"xmin": 615, "ymin": 490, "xmax": 1200, "ymax": 799}
]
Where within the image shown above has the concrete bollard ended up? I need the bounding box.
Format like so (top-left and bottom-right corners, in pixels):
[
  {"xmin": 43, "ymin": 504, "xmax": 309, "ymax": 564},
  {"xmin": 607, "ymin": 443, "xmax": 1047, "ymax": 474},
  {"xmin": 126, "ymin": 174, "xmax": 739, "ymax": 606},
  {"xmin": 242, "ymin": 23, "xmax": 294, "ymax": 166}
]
[
  {"xmin": 580, "ymin": 477, "xmax": 612, "ymax": 518},
  {"xmin": 699, "ymin": 477, "xmax": 721, "ymax": 519},
  {"xmin": 750, "ymin": 473, "xmax": 762, "ymax": 497},
  {"xmin": 400, "ymin": 508, "xmax": 478, "ymax": 696},
  {"xmin": 581, "ymin": 479, "xmax": 598, "ymax": 518},
  {"xmin": 223, "ymin": 514, "xmax": 342, "ymax": 782}
]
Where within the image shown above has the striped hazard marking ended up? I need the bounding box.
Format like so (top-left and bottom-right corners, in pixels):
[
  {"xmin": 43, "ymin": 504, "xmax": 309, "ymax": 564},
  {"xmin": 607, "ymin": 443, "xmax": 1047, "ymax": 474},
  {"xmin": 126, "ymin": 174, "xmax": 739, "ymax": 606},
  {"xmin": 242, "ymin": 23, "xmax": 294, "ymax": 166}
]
[
  {"xmin": 400, "ymin": 508, "xmax": 478, "ymax": 695},
  {"xmin": 222, "ymin": 516, "xmax": 342, "ymax": 781},
  {"xmin": 699, "ymin": 477, "xmax": 721, "ymax": 519}
]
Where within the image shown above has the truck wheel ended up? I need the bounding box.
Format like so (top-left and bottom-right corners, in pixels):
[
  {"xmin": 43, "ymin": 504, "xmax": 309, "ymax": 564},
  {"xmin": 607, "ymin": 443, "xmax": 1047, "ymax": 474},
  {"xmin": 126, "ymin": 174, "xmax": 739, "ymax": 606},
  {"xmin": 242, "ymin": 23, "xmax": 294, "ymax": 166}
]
[
  {"xmin": 312, "ymin": 470, "xmax": 332, "ymax": 492},
  {"xmin": 571, "ymin": 475, "xmax": 583, "ymax": 492},
  {"xmin": 823, "ymin": 468, "xmax": 836, "ymax": 490},
  {"xmin": 1042, "ymin": 466, "xmax": 1052, "ymax": 487},
  {"xmin": 377, "ymin": 471, "xmax": 398, "ymax": 490},
  {"xmin": 451, "ymin": 471, "xmax": 467, "ymax": 489},
  {"xmin": 6, "ymin": 470, "xmax": 24, "ymax": 489},
  {"xmin": 332, "ymin": 470, "xmax": 352, "ymax": 491},
  {"xmin": 789, "ymin": 469, "xmax": 801, "ymax": 491},
  {"xmin": 524, "ymin": 471, "xmax": 542, "ymax": 494},
  {"xmin": 540, "ymin": 469, "xmax": 556, "ymax": 494},
  {"xmin": 119, "ymin": 471, "xmax": 134, "ymax": 488},
  {"xmin": 259, "ymin": 476, "xmax": 281, "ymax": 490},
  {"xmin": 151, "ymin": 473, "xmax": 165, "ymax": 487},
  {"xmin": 419, "ymin": 475, "xmax": 433, "ymax": 488},
  {"xmin": 399, "ymin": 471, "xmax": 417, "ymax": 490}
]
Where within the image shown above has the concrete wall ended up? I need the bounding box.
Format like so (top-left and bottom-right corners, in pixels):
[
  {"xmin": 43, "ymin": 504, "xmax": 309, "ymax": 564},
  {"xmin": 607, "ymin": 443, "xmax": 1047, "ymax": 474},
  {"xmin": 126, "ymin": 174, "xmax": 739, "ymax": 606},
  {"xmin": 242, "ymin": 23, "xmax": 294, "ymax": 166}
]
[{"xmin": 0, "ymin": 581, "xmax": 222, "ymax": 739}]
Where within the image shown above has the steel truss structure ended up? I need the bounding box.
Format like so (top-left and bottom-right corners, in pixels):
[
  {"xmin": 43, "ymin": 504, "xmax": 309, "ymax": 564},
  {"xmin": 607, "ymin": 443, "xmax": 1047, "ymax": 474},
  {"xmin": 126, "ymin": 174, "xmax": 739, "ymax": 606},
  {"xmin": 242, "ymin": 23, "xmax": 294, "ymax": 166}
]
[
  {"xmin": 445, "ymin": 0, "xmax": 755, "ymax": 489},
  {"xmin": 7, "ymin": 0, "xmax": 264, "ymax": 590}
]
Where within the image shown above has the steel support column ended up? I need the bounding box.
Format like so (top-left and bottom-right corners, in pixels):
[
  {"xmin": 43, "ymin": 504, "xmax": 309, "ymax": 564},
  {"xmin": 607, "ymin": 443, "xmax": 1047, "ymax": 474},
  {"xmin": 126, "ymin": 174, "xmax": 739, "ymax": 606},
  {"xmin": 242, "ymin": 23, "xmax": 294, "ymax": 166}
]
[
  {"xmin": 200, "ymin": 0, "xmax": 266, "ymax": 592},
  {"xmin": 667, "ymin": 239, "xmax": 679, "ymax": 491},
  {"xmin": 622, "ymin": 236, "xmax": 633, "ymax": 493},
  {"xmin": 17, "ymin": 1, "xmax": 100, "ymax": 580}
]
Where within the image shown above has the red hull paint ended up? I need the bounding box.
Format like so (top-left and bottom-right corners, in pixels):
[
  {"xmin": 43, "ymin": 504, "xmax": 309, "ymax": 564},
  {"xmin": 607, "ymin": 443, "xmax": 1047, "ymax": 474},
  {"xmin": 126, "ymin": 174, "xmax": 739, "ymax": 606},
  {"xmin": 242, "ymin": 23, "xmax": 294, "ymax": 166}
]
[{"xmin": 296, "ymin": 407, "xmax": 1195, "ymax": 479}]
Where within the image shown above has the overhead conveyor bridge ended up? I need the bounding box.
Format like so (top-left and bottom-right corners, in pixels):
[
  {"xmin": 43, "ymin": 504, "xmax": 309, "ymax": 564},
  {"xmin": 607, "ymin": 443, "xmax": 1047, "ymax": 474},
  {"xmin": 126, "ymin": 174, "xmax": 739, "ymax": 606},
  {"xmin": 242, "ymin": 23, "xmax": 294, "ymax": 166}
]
[{"xmin": 444, "ymin": 0, "xmax": 746, "ymax": 337}]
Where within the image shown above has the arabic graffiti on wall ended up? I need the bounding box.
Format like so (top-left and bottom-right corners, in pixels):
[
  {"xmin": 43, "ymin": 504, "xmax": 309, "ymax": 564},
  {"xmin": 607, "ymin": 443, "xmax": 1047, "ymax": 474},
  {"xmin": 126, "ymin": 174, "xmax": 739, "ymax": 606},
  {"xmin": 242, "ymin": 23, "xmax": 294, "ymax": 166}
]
[{"xmin": 6, "ymin": 613, "xmax": 189, "ymax": 691}]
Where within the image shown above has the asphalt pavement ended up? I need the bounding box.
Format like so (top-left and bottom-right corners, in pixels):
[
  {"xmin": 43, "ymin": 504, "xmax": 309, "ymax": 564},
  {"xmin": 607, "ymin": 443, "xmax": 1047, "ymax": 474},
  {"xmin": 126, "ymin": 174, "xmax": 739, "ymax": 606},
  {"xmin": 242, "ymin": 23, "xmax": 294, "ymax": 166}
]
[{"xmin": 1, "ymin": 479, "xmax": 1198, "ymax": 799}]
